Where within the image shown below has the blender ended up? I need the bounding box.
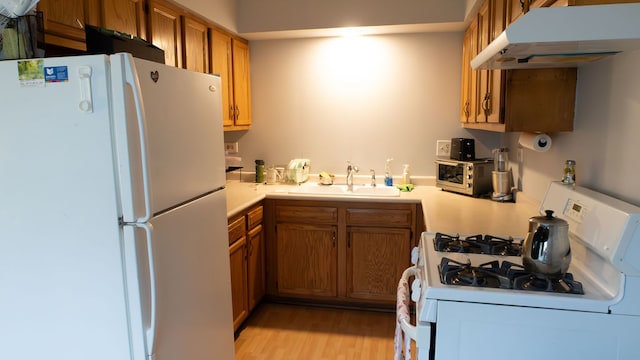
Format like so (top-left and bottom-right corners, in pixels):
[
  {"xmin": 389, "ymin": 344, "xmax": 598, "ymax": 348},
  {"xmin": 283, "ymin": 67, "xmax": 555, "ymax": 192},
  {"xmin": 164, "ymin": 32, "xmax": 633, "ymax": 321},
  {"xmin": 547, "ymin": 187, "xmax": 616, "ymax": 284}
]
[{"xmin": 491, "ymin": 148, "xmax": 513, "ymax": 201}]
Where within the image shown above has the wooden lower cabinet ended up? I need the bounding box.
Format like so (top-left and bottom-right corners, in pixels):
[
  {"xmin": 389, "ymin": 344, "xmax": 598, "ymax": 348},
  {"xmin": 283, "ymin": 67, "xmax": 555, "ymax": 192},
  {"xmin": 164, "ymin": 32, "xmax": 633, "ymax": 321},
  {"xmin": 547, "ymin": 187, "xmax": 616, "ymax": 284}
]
[
  {"xmin": 266, "ymin": 199, "xmax": 420, "ymax": 308},
  {"xmin": 347, "ymin": 227, "xmax": 412, "ymax": 302},
  {"xmin": 247, "ymin": 223, "xmax": 265, "ymax": 310},
  {"xmin": 229, "ymin": 236, "xmax": 248, "ymax": 330},
  {"xmin": 276, "ymin": 223, "xmax": 338, "ymax": 297},
  {"xmin": 228, "ymin": 202, "xmax": 264, "ymax": 331}
]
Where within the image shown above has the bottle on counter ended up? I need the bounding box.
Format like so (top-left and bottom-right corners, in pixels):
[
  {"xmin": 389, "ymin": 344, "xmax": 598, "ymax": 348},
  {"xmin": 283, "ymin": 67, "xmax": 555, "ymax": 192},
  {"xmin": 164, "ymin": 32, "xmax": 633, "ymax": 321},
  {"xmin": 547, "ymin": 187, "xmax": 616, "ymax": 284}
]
[
  {"xmin": 255, "ymin": 159, "xmax": 265, "ymax": 183},
  {"xmin": 562, "ymin": 160, "xmax": 576, "ymax": 185},
  {"xmin": 402, "ymin": 164, "xmax": 411, "ymax": 185},
  {"xmin": 384, "ymin": 158, "xmax": 393, "ymax": 186}
]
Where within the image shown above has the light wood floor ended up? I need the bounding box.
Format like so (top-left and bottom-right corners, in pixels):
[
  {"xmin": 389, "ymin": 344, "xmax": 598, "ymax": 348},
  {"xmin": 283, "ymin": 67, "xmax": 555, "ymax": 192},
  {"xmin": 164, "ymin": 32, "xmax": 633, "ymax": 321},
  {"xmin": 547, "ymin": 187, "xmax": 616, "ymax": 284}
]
[{"xmin": 234, "ymin": 302, "xmax": 396, "ymax": 360}]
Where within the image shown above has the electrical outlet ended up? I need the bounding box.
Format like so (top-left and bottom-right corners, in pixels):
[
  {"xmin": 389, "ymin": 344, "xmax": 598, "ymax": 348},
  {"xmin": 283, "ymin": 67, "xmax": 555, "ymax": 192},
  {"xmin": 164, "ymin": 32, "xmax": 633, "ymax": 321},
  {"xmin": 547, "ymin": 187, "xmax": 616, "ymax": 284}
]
[
  {"xmin": 436, "ymin": 140, "xmax": 451, "ymax": 157},
  {"xmin": 224, "ymin": 142, "xmax": 239, "ymax": 153}
]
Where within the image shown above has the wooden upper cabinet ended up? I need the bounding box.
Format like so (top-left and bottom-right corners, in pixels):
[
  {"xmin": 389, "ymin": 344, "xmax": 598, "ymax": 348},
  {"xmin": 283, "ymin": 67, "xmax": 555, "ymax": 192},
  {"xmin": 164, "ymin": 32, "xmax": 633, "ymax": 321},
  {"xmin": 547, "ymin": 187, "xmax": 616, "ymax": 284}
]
[
  {"xmin": 100, "ymin": 0, "xmax": 146, "ymax": 39},
  {"xmin": 483, "ymin": 0, "xmax": 506, "ymax": 124},
  {"xmin": 531, "ymin": 0, "xmax": 640, "ymax": 7},
  {"xmin": 210, "ymin": 29, "xmax": 235, "ymax": 127},
  {"xmin": 147, "ymin": 0, "xmax": 183, "ymax": 68},
  {"xmin": 460, "ymin": 17, "xmax": 478, "ymax": 123},
  {"xmin": 463, "ymin": 0, "xmax": 505, "ymax": 125},
  {"xmin": 507, "ymin": 0, "xmax": 528, "ymax": 24},
  {"xmin": 182, "ymin": 15, "xmax": 209, "ymax": 73},
  {"xmin": 461, "ymin": 0, "xmax": 577, "ymax": 132},
  {"xmin": 475, "ymin": 0, "xmax": 492, "ymax": 122},
  {"xmin": 38, "ymin": 0, "xmax": 87, "ymax": 50},
  {"xmin": 211, "ymin": 29, "xmax": 252, "ymax": 130},
  {"xmin": 232, "ymin": 40, "xmax": 252, "ymax": 128}
]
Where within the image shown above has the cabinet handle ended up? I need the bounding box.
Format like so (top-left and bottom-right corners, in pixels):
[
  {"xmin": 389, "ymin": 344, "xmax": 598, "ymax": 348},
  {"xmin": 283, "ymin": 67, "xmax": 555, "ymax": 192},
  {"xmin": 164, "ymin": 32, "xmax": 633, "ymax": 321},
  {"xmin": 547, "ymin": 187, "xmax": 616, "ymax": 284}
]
[
  {"xmin": 463, "ymin": 101, "xmax": 470, "ymax": 119},
  {"xmin": 235, "ymin": 105, "xmax": 240, "ymax": 120},
  {"xmin": 229, "ymin": 105, "xmax": 234, "ymax": 120},
  {"xmin": 333, "ymin": 232, "xmax": 337, "ymax": 248},
  {"xmin": 482, "ymin": 93, "xmax": 490, "ymax": 116},
  {"xmin": 75, "ymin": 18, "xmax": 84, "ymax": 29}
]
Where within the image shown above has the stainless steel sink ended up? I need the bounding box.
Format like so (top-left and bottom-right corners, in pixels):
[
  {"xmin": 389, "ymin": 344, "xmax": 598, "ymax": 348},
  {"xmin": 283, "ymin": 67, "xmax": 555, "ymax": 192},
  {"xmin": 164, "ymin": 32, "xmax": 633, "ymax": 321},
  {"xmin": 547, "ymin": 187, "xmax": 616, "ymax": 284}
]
[{"xmin": 288, "ymin": 183, "xmax": 400, "ymax": 197}]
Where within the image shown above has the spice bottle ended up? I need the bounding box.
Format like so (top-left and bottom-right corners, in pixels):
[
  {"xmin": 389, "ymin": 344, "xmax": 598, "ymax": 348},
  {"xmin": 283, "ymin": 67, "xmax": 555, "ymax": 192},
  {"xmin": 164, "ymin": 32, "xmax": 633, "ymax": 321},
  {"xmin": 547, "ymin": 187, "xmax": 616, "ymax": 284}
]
[
  {"xmin": 255, "ymin": 159, "xmax": 265, "ymax": 183},
  {"xmin": 562, "ymin": 160, "xmax": 576, "ymax": 185}
]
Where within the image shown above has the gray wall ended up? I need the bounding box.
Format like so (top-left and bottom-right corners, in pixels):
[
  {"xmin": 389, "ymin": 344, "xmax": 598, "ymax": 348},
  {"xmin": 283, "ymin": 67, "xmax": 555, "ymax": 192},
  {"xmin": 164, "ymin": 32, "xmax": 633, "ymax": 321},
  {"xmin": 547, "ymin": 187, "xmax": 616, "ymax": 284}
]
[
  {"xmin": 237, "ymin": 0, "xmax": 468, "ymax": 33},
  {"xmin": 224, "ymin": 32, "xmax": 499, "ymax": 177},
  {"xmin": 508, "ymin": 49, "xmax": 640, "ymax": 206}
]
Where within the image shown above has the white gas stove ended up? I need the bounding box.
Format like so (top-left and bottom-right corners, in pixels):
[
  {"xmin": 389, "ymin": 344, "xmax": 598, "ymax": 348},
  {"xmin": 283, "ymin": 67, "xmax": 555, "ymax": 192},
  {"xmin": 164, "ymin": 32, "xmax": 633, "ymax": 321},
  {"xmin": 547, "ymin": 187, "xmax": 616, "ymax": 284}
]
[{"xmin": 397, "ymin": 182, "xmax": 640, "ymax": 360}]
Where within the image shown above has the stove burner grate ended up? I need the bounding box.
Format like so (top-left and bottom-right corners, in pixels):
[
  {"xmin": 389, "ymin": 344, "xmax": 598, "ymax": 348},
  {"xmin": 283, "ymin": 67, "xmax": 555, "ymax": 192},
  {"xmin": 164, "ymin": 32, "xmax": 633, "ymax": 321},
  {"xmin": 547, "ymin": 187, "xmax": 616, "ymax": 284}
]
[
  {"xmin": 433, "ymin": 232, "xmax": 522, "ymax": 256},
  {"xmin": 439, "ymin": 258, "xmax": 584, "ymax": 294}
]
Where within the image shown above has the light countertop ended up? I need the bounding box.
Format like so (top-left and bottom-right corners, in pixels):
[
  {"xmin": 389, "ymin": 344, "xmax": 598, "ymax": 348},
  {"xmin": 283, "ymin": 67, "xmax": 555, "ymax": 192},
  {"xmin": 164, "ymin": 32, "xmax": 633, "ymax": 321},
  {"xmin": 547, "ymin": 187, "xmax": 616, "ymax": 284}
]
[{"xmin": 225, "ymin": 180, "xmax": 541, "ymax": 237}]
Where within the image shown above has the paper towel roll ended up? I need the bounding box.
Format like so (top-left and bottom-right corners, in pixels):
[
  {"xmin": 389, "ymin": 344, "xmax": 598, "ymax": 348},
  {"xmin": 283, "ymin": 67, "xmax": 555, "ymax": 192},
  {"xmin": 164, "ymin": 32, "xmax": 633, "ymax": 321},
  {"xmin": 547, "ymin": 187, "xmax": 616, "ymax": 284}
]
[{"xmin": 519, "ymin": 132, "xmax": 552, "ymax": 152}]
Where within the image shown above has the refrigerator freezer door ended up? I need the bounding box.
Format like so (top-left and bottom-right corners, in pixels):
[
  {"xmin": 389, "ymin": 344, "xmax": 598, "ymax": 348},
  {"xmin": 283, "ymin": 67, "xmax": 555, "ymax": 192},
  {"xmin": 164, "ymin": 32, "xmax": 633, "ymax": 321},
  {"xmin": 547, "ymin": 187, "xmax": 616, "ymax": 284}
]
[
  {"xmin": 0, "ymin": 55, "xmax": 133, "ymax": 360},
  {"xmin": 110, "ymin": 54, "xmax": 226, "ymax": 222},
  {"xmin": 123, "ymin": 189, "xmax": 235, "ymax": 360}
]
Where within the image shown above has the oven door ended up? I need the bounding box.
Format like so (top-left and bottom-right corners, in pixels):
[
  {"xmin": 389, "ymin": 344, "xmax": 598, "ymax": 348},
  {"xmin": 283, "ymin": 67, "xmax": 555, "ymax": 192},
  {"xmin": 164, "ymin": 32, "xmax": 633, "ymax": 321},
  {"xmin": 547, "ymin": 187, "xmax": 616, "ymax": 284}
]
[
  {"xmin": 396, "ymin": 266, "xmax": 435, "ymax": 360},
  {"xmin": 433, "ymin": 300, "xmax": 640, "ymax": 360}
]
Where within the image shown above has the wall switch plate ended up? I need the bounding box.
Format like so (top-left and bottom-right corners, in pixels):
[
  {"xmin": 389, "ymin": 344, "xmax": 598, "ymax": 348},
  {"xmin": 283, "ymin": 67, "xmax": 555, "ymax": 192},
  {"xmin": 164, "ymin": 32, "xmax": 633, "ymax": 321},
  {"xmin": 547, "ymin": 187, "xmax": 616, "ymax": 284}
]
[
  {"xmin": 224, "ymin": 142, "xmax": 239, "ymax": 153},
  {"xmin": 436, "ymin": 140, "xmax": 451, "ymax": 157}
]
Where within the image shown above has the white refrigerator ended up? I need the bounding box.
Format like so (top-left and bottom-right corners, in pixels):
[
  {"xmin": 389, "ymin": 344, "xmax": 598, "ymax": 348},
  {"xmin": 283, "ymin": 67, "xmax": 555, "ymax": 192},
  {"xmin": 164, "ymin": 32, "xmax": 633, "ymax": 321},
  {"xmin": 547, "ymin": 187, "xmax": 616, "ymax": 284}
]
[{"xmin": 0, "ymin": 53, "xmax": 235, "ymax": 360}]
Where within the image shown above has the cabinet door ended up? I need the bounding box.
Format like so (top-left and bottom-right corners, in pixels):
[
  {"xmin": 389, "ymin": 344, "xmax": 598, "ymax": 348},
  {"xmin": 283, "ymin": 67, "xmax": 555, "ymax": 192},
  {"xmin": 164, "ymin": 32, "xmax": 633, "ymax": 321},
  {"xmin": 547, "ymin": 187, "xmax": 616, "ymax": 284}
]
[
  {"xmin": 147, "ymin": 0, "xmax": 182, "ymax": 67},
  {"xmin": 229, "ymin": 236, "xmax": 248, "ymax": 331},
  {"xmin": 460, "ymin": 21, "xmax": 477, "ymax": 123},
  {"xmin": 211, "ymin": 29, "xmax": 235, "ymax": 127},
  {"xmin": 182, "ymin": 16, "xmax": 209, "ymax": 73},
  {"xmin": 476, "ymin": 0, "xmax": 492, "ymax": 122},
  {"xmin": 507, "ymin": 0, "xmax": 528, "ymax": 25},
  {"xmin": 346, "ymin": 227, "xmax": 412, "ymax": 303},
  {"xmin": 485, "ymin": 0, "xmax": 506, "ymax": 124},
  {"xmin": 101, "ymin": 0, "xmax": 146, "ymax": 39},
  {"xmin": 38, "ymin": 0, "xmax": 86, "ymax": 49},
  {"xmin": 247, "ymin": 224, "xmax": 265, "ymax": 311},
  {"xmin": 232, "ymin": 40, "xmax": 252, "ymax": 127},
  {"xmin": 275, "ymin": 223, "xmax": 337, "ymax": 298}
]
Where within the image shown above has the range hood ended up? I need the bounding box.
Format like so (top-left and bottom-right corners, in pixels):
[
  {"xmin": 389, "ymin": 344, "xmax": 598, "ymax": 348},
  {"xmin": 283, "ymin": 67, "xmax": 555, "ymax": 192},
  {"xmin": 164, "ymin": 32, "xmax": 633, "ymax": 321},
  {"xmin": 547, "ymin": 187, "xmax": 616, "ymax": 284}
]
[{"xmin": 471, "ymin": 3, "xmax": 640, "ymax": 70}]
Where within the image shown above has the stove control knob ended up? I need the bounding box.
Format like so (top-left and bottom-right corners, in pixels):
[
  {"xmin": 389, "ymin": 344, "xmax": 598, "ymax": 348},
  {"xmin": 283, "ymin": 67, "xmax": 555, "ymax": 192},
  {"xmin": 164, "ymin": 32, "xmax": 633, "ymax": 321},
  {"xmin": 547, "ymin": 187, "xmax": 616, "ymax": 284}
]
[
  {"xmin": 467, "ymin": 182, "xmax": 472, "ymax": 188},
  {"xmin": 467, "ymin": 165, "xmax": 473, "ymax": 171},
  {"xmin": 410, "ymin": 247, "xmax": 419, "ymax": 265},
  {"xmin": 411, "ymin": 278, "xmax": 421, "ymax": 302},
  {"xmin": 467, "ymin": 174, "xmax": 473, "ymax": 180}
]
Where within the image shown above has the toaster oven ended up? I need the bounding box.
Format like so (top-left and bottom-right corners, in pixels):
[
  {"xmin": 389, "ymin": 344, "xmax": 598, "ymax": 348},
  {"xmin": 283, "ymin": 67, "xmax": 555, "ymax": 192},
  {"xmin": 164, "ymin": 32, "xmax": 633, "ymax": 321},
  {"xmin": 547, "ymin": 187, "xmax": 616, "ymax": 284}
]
[{"xmin": 435, "ymin": 158, "xmax": 492, "ymax": 197}]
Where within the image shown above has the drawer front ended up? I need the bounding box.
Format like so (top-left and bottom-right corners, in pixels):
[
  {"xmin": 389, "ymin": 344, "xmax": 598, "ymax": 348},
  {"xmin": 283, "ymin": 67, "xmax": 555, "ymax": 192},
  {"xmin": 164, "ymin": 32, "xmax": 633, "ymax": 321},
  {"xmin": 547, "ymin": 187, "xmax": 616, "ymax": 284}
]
[
  {"xmin": 346, "ymin": 207, "xmax": 413, "ymax": 227},
  {"xmin": 276, "ymin": 205, "xmax": 338, "ymax": 224},
  {"xmin": 247, "ymin": 205, "xmax": 263, "ymax": 229},
  {"xmin": 228, "ymin": 216, "xmax": 246, "ymax": 244}
]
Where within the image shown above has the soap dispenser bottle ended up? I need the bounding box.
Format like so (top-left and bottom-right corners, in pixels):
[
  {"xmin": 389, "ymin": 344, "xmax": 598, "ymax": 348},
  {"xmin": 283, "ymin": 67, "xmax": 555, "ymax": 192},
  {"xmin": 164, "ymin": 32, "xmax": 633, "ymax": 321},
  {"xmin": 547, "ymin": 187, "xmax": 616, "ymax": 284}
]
[
  {"xmin": 402, "ymin": 164, "xmax": 411, "ymax": 185},
  {"xmin": 384, "ymin": 158, "xmax": 393, "ymax": 186}
]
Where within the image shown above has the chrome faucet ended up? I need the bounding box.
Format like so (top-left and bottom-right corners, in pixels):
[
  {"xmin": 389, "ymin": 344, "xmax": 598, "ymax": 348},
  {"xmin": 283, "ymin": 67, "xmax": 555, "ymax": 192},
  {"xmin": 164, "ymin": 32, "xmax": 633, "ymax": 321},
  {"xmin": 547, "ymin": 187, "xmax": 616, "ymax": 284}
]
[
  {"xmin": 346, "ymin": 161, "xmax": 359, "ymax": 191},
  {"xmin": 370, "ymin": 169, "xmax": 376, "ymax": 187}
]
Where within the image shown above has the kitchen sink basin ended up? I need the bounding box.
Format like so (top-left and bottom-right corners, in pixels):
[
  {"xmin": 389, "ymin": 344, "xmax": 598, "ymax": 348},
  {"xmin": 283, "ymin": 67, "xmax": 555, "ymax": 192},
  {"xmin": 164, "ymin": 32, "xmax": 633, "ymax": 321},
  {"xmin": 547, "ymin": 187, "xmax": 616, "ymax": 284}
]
[{"xmin": 289, "ymin": 183, "xmax": 400, "ymax": 197}]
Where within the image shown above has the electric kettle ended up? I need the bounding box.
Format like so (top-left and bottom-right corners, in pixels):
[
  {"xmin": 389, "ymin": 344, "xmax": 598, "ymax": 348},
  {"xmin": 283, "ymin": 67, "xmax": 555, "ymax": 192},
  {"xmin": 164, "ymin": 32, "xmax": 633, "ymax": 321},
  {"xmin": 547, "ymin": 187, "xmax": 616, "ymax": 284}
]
[{"xmin": 522, "ymin": 210, "xmax": 571, "ymax": 276}]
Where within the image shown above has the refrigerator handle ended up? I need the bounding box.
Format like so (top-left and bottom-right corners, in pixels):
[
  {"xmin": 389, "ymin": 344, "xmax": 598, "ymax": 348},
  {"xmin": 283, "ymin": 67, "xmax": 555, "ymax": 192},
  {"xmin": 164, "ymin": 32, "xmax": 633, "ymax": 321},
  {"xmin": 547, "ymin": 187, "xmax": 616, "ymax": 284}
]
[
  {"xmin": 124, "ymin": 57, "xmax": 153, "ymax": 223},
  {"xmin": 137, "ymin": 223, "xmax": 158, "ymax": 360}
]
